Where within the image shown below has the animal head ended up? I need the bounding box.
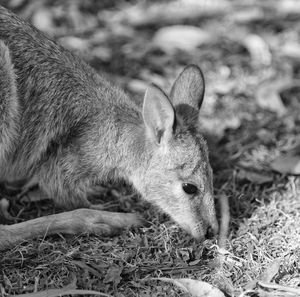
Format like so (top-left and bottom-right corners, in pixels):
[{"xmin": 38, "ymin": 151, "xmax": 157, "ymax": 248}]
[{"xmin": 140, "ymin": 65, "xmax": 218, "ymax": 240}]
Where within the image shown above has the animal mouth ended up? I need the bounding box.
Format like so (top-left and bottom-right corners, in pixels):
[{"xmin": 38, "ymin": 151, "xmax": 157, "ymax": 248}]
[
  {"xmin": 180, "ymin": 220, "xmax": 206, "ymax": 241},
  {"xmin": 191, "ymin": 221, "xmax": 207, "ymax": 240}
]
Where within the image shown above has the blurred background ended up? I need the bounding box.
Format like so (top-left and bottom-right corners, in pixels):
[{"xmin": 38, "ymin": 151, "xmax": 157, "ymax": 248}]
[
  {"xmin": 0, "ymin": 0, "xmax": 299, "ymax": 131},
  {"xmin": 1, "ymin": 0, "xmax": 299, "ymax": 140}
]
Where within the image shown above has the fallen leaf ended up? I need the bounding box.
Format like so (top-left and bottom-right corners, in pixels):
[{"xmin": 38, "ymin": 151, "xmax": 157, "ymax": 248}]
[
  {"xmin": 127, "ymin": 79, "xmax": 148, "ymax": 94},
  {"xmin": 258, "ymin": 281, "xmax": 300, "ymax": 296},
  {"xmin": 259, "ymin": 259, "xmax": 281, "ymax": 282},
  {"xmin": 153, "ymin": 277, "xmax": 225, "ymax": 297},
  {"xmin": 90, "ymin": 46, "xmax": 112, "ymax": 61},
  {"xmin": 59, "ymin": 36, "xmax": 89, "ymax": 52},
  {"xmin": 199, "ymin": 115, "xmax": 241, "ymax": 139},
  {"xmin": 213, "ymin": 81, "xmax": 235, "ymax": 96},
  {"xmin": 256, "ymin": 79, "xmax": 289, "ymax": 115},
  {"xmin": 104, "ymin": 0, "xmax": 230, "ymax": 27},
  {"xmin": 277, "ymin": 0, "xmax": 300, "ymax": 15},
  {"xmin": 280, "ymin": 42, "xmax": 300, "ymax": 62},
  {"xmin": 32, "ymin": 8, "xmax": 55, "ymax": 34},
  {"xmin": 231, "ymin": 8, "xmax": 265, "ymax": 24},
  {"xmin": 152, "ymin": 25, "xmax": 213, "ymax": 53},
  {"xmin": 270, "ymin": 155, "xmax": 300, "ymax": 175},
  {"xmin": 243, "ymin": 34, "xmax": 271, "ymax": 65},
  {"xmin": 104, "ymin": 264, "xmax": 123, "ymax": 286},
  {"xmin": 237, "ymin": 169, "xmax": 273, "ymax": 184}
]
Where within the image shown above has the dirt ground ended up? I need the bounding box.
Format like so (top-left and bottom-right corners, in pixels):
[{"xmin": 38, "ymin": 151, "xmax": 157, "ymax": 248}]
[{"xmin": 0, "ymin": 0, "xmax": 300, "ymax": 296}]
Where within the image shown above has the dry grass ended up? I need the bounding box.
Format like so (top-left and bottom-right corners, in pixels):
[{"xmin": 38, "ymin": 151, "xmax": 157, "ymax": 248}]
[
  {"xmin": 1, "ymin": 109, "xmax": 299, "ymax": 296},
  {"xmin": 1, "ymin": 0, "xmax": 300, "ymax": 296}
]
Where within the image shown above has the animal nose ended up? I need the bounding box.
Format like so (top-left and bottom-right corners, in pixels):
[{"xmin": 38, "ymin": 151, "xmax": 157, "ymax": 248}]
[{"xmin": 205, "ymin": 226, "xmax": 216, "ymax": 239}]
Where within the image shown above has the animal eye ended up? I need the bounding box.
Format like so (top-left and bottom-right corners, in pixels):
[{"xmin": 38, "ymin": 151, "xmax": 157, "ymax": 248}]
[{"xmin": 182, "ymin": 183, "xmax": 198, "ymax": 195}]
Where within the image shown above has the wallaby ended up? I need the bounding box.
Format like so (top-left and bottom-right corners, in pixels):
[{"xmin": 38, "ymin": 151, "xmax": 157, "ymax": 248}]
[{"xmin": 0, "ymin": 5, "xmax": 218, "ymax": 250}]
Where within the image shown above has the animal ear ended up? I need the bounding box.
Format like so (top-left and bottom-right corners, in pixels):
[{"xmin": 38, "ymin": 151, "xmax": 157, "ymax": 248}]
[
  {"xmin": 142, "ymin": 84, "xmax": 175, "ymax": 145},
  {"xmin": 170, "ymin": 64, "xmax": 205, "ymax": 110}
]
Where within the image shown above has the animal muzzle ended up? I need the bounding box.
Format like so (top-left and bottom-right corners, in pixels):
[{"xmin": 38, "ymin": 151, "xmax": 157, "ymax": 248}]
[
  {"xmin": 205, "ymin": 216, "xmax": 219, "ymax": 239},
  {"xmin": 192, "ymin": 193, "xmax": 219, "ymax": 240},
  {"xmin": 190, "ymin": 217, "xmax": 219, "ymax": 241}
]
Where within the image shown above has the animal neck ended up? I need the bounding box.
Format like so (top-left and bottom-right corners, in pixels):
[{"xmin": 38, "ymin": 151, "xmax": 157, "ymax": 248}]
[{"xmin": 115, "ymin": 119, "xmax": 151, "ymax": 181}]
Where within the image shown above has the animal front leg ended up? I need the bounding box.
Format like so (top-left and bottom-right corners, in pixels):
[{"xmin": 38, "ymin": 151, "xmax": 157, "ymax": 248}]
[{"xmin": 0, "ymin": 209, "xmax": 141, "ymax": 251}]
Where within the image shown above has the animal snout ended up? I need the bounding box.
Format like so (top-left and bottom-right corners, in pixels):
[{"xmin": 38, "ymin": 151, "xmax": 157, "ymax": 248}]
[
  {"xmin": 205, "ymin": 225, "xmax": 218, "ymax": 239},
  {"xmin": 191, "ymin": 219, "xmax": 218, "ymax": 241},
  {"xmin": 206, "ymin": 217, "xmax": 219, "ymax": 239}
]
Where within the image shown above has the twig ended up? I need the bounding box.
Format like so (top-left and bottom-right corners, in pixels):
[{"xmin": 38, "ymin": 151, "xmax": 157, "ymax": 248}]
[
  {"xmin": 218, "ymin": 194, "xmax": 230, "ymax": 249},
  {"xmin": 258, "ymin": 281, "xmax": 300, "ymax": 295},
  {"xmin": 13, "ymin": 289, "xmax": 112, "ymax": 297}
]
